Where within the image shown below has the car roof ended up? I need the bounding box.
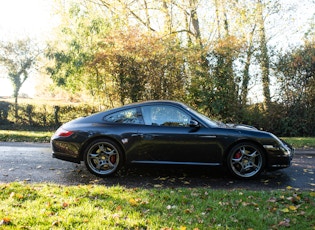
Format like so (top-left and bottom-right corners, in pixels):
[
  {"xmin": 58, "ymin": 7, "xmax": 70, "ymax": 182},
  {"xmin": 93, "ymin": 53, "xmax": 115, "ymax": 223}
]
[
  {"xmin": 84, "ymin": 100, "xmax": 187, "ymax": 121},
  {"xmin": 109, "ymin": 100, "xmax": 186, "ymax": 112}
]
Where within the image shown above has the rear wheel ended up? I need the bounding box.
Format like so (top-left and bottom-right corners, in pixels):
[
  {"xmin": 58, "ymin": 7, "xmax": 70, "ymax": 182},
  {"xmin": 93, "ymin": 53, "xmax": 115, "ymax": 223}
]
[
  {"xmin": 84, "ymin": 139, "xmax": 123, "ymax": 177},
  {"xmin": 227, "ymin": 142, "xmax": 265, "ymax": 179}
]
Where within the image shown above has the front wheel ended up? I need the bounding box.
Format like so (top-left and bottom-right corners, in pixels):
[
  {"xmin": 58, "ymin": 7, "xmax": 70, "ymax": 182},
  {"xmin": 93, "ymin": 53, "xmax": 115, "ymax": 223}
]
[
  {"xmin": 227, "ymin": 142, "xmax": 265, "ymax": 179},
  {"xmin": 84, "ymin": 139, "xmax": 123, "ymax": 177}
]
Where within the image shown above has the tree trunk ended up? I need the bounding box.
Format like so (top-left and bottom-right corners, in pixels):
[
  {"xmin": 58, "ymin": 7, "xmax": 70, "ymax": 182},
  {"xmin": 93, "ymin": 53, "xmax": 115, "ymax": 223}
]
[
  {"xmin": 241, "ymin": 26, "xmax": 256, "ymax": 105},
  {"xmin": 14, "ymin": 92, "xmax": 19, "ymax": 121},
  {"xmin": 189, "ymin": 0, "xmax": 202, "ymax": 47},
  {"xmin": 257, "ymin": 0, "xmax": 271, "ymax": 108},
  {"xmin": 12, "ymin": 76, "xmax": 22, "ymax": 121},
  {"xmin": 162, "ymin": 0, "xmax": 172, "ymax": 34}
]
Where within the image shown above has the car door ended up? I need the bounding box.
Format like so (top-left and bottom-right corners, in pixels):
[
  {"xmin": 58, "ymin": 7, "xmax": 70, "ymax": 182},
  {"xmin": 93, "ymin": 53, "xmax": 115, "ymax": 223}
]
[{"xmin": 135, "ymin": 105, "xmax": 222, "ymax": 165}]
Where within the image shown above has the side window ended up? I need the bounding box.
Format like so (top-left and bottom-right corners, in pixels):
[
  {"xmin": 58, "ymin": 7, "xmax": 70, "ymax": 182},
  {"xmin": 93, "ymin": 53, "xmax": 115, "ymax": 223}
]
[
  {"xmin": 104, "ymin": 108, "xmax": 144, "ymax": 124},
  {"xmin": 142, "ymin": 105, "xmax": 190, "ymax": 127}
]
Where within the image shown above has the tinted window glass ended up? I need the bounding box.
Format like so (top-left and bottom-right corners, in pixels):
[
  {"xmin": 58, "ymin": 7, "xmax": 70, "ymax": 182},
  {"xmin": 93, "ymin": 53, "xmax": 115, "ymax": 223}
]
[
  {"xmin": 142, "ymin": 105, "xmax": 190, "ymax": 127},
  {"xmin": 104, "ymin": 108, "xmax": 143, "ymax": 124}
]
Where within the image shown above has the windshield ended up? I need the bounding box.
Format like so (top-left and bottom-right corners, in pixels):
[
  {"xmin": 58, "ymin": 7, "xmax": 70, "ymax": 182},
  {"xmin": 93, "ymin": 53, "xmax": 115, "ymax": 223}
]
[{"xmin": 185, "ymin": 106, "xmax": 220, "ymax": 128}]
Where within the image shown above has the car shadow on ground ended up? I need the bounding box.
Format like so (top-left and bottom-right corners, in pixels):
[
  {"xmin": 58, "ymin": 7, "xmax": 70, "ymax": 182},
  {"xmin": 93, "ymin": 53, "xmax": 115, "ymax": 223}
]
[{"xmin": 67, "ymin": 163, "xmax": 294, "ymax": 190}]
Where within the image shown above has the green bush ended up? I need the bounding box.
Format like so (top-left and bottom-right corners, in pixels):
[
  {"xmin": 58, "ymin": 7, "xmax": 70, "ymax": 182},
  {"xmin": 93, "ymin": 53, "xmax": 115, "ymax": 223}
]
[
  {"xmin": 0, "ymin": 99, "xmax": 314, "ymax": 137},
  {"xmin": 0, "ymin": 101, "xmax": 98, "ymax": 130}
]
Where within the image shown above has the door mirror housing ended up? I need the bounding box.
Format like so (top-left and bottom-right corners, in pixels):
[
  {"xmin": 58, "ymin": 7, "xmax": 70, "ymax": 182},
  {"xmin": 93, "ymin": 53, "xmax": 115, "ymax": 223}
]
[{"xmin": 189, "ymin": 119, "xmax": 200, "ymax": 128}]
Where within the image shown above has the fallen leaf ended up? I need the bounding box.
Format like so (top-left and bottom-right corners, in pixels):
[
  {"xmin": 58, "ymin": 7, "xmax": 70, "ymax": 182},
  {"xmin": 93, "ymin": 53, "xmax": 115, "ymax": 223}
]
[
  {"xmin": 9, "ymin": 192, "xmax": 15, "ymax": 199},
  {"xmin": 157, "ymin": 177, "xmax": 168, "ymax": 181},
  {"xmin": 293, "ymin": 193, "xmax": 301, "ymax": 199},
  {"xmin": 112, "ymin": 213, "xmax": 120, "ymax": 219},
  {"xmin": 270, "ymin": 207, "xmax": 277, "ymax": 212},
  {"xmin": 289, "ymin": 205, "xmax": 297, "ymax": 211},
  {"xmin": 298, "ymin": 211, "xmax": 306, "ymax": 216},
  {"xmin": 16, "ymin": 194, "xmax": 24, "ymax": 200},
  {"xmin": 281, "ymin": 208, "xmax": 289, "ymax": 213},
  {"xmin": 52, "ymin": 220, "xmax": 60, "ymax": 227},
  {"xmin": 129, "ymin": 198, "xmax": 138, "ymax": 206},
  {"xmin": 0, "ymin": 217, "xmax": 11, "ymax": 226},
  {"xmin": 184, "ymin": 209, "xmax": 192, "ymax": 214},
  {"xmin": 169, "ymin": 178, "xmax": 176, "ymax": 182},
  {"xmin": 166, "ymin": 205, "xmax": 176, "ymax": 210},
  {"xmin": 62, "ymin": 202, "xmax": 69, "ymax": 208},
  {"xmin": 267, "ymin": 197, "xmax": 277, "ymax": 203},
  {"xmin": 278, "ymin": 218, "xmax": 290, "ymax": 227}
]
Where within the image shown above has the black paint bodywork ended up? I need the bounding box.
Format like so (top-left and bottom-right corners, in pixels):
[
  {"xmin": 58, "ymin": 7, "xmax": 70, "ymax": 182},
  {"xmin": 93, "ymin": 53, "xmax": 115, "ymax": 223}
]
[{"xmin": 51, "ymin": 101, "xmax": 294, "ymax": 170}]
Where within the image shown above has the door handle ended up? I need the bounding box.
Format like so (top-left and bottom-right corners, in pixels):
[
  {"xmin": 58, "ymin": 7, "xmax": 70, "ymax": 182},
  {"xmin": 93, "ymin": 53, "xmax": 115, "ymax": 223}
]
[{"xmin": 131, "ymin": 133, "xmax": 144, "ymax": 137}]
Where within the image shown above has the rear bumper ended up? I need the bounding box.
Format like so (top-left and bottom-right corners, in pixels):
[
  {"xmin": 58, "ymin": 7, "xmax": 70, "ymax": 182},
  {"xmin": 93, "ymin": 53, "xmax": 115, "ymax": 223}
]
[
  {"xmin": 51, "ymin": 139, "xmax": 82, "ymax": 163},
  {"xmin": 52, "ymin": 152, "xmax": 81, "ymax": 164}
]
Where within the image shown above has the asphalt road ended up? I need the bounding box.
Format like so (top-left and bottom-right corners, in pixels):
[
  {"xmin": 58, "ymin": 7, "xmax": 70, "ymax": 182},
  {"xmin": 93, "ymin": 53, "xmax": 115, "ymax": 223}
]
[{"xmin": 0, "ymin": 142, "xmax": 314, "ymax": 190}]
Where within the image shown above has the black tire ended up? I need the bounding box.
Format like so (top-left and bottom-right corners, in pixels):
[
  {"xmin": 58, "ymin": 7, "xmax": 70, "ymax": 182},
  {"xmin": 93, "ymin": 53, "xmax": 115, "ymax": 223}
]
[
  {"xmin": 84, "ymin": 139, "xmax": 123, "ymax": 177},
  {"xmin": 227, "ymin": 142, "xmax": 265, "ymax": 179}
]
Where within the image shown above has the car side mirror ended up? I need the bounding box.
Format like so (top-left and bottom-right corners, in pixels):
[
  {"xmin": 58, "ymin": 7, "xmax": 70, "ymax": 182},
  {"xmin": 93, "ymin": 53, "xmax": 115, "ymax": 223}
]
[{"xmin": 189, "ymin": 119, "xmax": 200, "ymax": 128}]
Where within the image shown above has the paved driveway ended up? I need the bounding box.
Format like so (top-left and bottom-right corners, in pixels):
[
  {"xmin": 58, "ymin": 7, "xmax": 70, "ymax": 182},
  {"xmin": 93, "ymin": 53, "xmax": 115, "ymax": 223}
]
[{"xmin": 0, "ymin": 142, "xmax": 314, "ymax": 190}]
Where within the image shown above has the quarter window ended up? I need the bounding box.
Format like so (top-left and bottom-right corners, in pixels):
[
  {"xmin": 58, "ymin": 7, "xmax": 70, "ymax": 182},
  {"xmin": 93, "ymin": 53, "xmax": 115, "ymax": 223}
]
[{"xmin": 104, "ymin": 108, "xmax": 143, "ymax": 124}]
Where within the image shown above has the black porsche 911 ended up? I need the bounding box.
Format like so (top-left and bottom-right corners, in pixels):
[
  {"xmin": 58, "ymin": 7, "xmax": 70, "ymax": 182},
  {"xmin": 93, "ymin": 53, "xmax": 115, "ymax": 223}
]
[{"xmin": 51, "ymin": 100, "xmax": 294, "ymax": 179}]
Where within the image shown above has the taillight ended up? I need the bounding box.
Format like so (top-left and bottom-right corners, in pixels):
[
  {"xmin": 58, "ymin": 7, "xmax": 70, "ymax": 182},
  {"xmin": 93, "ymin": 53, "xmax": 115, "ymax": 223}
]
[{"xmin": 55, "ymin": 128, "xmax": 74, "ymax": 137}]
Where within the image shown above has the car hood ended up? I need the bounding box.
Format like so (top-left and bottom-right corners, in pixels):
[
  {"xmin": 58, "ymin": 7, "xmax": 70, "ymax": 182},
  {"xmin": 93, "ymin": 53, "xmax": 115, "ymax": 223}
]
[{"xmin": 225, "ymin": 123, "xmax": 258, "ymax": 130}]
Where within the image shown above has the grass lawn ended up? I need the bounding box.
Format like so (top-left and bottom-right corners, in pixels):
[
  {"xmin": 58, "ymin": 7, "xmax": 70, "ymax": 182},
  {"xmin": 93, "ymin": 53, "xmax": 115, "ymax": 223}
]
[
  {"xmin": 281, "ymin": 137, "xmax": 315, "ymax": 149},
  {"xmin": 0, "ymin": 130, "xmax": 53, "ymax": 143},
  {"xmin": 0, "ymin": 182, "xmax": 314, "ymax": 229}
]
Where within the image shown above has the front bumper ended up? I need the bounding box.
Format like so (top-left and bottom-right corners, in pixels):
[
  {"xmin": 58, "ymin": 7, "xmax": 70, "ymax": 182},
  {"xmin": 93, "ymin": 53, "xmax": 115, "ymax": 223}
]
[{"xmin": 264, "ymin": 142, "xmax": 295, "ymax": 169}]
